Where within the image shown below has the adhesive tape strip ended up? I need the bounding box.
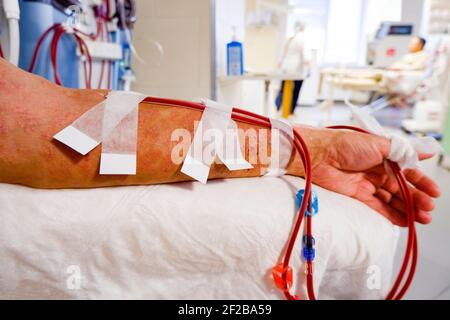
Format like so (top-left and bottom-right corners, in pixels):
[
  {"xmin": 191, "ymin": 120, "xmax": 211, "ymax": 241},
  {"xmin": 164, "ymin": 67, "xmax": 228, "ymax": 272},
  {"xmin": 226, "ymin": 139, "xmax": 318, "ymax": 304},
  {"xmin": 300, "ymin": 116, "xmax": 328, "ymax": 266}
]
[
  {"xmin": 219, "ymin": 120, "xmax": 254, "ymax": 171},
  {"xmin": 53, "ymin": 125, "xmax": 99, "ymax": 156},
  {"xmin": 181, "ymin": 99, "xmax": 253, "ymax": 183},
  {"xmin": 54, "ymin": 91, "xmax": 146, "ymax": 174},
  {"xmin": 265, "ymin": 118, "xmax": 294, "ymax": 177},
  {"xmin": 100, "ymin": 107, "xmax": 140, "ymax": 175}
]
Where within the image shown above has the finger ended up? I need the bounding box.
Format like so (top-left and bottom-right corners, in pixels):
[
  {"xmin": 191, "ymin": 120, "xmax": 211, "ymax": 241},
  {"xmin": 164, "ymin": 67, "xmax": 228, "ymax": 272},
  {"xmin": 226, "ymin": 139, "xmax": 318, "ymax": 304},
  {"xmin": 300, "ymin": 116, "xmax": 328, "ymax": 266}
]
[
  {"xmin": 374, "ymin": 188, "xmax": 392, "ymax": 203},
  {"xmin": 356, "ymin": 177, "xmax": 377, "ymax": 198},
  {"xmin": 389, "ymin": 193, "xmax": 433, "ymax": 224},
  {"xmin": 403, "ymin": 168, "xmax": 440, "ymax": 197},
  {"xmin": 363, "ymin": 196, "xmax": 408, "ymax": 227},
  {"xmin": 416, "ymin": 209, "xmax": 433, "ymax": 224},
  {"xmin": 390, "ymin": 187, "xmax": 436, "ymax": 212},
  {"xmin": 352, "ymin": 181, "xmax": 407, "ymax": 226},
  {"xmin": 382, "ymin": 174, "xmax": 401, "ymax": 195},
  {"xmin": 365, "ymin": 171, "xmax": 388, "ymax": 189},
  {"xmin": 373, "ymin": 167, "xmax": 439, "ymax": 216},
  {"xmin": 372, "ymin": 135, "xmax": 391, "ymax": 160},
  {"xmin": 412, "ymin": 188, "xmax": 435, "ymax": 211},
  {"xmin": 373, "ymin": 183, "xmax": 434, "ymax": 224}
]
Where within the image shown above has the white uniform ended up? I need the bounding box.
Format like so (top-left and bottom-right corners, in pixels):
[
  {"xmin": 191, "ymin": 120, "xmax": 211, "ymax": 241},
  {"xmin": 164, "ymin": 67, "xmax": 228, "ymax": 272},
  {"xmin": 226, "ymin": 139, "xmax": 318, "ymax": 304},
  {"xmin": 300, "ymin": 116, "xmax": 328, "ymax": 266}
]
[{"xmin": 279, "ymin": 31, "xmax": 306, "ymax": 76}]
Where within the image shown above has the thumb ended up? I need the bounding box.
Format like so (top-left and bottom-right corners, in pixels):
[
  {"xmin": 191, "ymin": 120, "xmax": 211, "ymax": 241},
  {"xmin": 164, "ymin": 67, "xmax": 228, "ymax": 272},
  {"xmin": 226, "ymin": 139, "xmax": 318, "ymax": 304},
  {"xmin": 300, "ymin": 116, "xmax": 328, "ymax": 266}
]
[{"xmin": 372, "ymin": 134, "xmax": 391, "ymax": 161}]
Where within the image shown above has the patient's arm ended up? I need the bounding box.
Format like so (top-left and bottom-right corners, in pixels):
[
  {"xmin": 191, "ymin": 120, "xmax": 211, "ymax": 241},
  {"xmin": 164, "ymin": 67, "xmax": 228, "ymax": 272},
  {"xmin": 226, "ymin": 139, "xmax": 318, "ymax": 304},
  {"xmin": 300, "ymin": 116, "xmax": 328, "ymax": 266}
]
[
  {"xmin": 0, "ymin": 58, "xmax": 440, "ymax": 226},
  {"xmin": 0, "ymin": 57, "xmax": 305, "ymax": 188}
]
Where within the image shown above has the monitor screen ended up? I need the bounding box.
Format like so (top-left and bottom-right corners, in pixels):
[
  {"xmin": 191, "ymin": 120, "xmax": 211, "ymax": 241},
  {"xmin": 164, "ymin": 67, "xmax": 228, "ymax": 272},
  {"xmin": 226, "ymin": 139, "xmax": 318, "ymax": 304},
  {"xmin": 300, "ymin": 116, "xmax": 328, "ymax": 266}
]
[{"xmin": 388, "ymin": 25, "xmax": 413, "ymax": 35}]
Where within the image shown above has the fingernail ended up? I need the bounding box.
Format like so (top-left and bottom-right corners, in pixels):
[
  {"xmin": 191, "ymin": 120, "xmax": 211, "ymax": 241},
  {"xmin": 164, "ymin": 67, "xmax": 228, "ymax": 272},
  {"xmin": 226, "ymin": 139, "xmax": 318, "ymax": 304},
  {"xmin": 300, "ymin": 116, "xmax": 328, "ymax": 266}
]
[{"xmin": 433, "ymin": 185, "xmax": 441, "ymax": 197}]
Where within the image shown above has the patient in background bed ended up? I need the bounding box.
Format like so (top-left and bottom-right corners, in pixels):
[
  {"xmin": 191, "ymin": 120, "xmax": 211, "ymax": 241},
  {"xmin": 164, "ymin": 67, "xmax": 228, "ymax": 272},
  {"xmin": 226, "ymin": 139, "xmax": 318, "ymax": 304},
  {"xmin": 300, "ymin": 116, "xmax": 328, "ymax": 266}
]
[
  {"xmin": 389, "ymin": 36, "xmax": 428, "ymax": 71},
  {"xmin": 0, "ymin": 58, "xmax": 440, "ymax": 227}
]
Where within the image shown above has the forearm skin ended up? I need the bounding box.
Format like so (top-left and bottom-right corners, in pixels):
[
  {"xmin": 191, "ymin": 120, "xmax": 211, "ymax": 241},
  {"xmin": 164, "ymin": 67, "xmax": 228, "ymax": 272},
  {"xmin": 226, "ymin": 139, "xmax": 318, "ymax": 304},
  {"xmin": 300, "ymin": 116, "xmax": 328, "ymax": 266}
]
[{"xmin": 0, "ymin": 58, "xmax": 314, "ymax": 188}]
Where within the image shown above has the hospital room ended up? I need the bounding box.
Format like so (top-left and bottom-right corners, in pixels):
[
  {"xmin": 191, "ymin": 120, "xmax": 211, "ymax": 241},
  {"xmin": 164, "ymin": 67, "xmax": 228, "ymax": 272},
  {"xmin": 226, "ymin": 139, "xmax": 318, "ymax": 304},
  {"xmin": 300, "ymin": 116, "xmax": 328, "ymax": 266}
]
[{"xmin": 0, "ymin": 0, "xmax": 450, "ymax": 305}]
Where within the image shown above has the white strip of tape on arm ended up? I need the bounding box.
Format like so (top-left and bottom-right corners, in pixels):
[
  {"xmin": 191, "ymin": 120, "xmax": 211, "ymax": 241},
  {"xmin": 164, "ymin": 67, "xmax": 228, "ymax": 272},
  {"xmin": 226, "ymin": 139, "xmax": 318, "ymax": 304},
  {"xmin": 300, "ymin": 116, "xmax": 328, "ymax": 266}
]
[
  {"xmin": 99, "ymin": 92, "xmax": 146, "ymax": 175},
  {"xmin": 99, "ymin": 108, "xmax": 140, "ymax": 175},
  {"xmin": 53, "ymin": 96, "xmax": 107, "ymax": 155},
  {"xmin": 181, "ymin": 99, "xmax": 253, "ymax": 183},
  {"xmin": 54, "ymin": 91, "xmax": 145, "ymax": 154},
  {"xmin": 348, "ymin": 101, "xmax": 442, "ymax": 169},
  {"xmin": 265, "ymin": 118, "xmax": 294, "ymax": 177},
  {"xmin": 220, "ymin": 120, "xmax": 254, "ymax": 171},
  {"xmin": 54, "ymin": 91, "xmax": 146, "ymax": 174}
]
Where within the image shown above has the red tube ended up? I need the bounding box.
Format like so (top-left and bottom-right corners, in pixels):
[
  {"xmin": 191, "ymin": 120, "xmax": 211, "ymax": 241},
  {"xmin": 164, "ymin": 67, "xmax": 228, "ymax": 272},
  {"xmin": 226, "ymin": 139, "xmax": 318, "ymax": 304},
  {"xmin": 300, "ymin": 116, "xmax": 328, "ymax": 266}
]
[
  {"xmin": 50, "ymin": 26, "xmax": 65, "ymax": 85},
  {"xmin": 141, "ymin": 97, "xmax": 313, "ymax": 301},
  {"xmin": 73, "ymin": 33, "xmax": 93, "ymax": 89},
  {"xmin": 98, "ymin": 60, "xmax": 106, "ymax": 89},
  {"xmin": 139, "ymin": 99, "xmax": 417, "ymax": 301},
  {"xmin": 326, "ymin": 125, "xmax": 417, "ymax": 301},
  {"xmin": 28, "ymin": 24, "xmax": 61, "ymax": 73}
]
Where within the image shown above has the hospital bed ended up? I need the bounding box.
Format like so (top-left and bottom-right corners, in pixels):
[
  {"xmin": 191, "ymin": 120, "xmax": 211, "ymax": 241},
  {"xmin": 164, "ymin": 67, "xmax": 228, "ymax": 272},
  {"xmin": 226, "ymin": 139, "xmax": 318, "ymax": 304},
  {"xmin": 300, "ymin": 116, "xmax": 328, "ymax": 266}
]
[
  {"xmin": 319, "ymin": 39, "xmax": 450, "ymax": 132},
  {"xmin": 318, "ymin": 67, "xmax": 424, "ymax": 111},
  {"xmin": 0, "ymin": 176, "xmax": 399, "ymax": 300}
]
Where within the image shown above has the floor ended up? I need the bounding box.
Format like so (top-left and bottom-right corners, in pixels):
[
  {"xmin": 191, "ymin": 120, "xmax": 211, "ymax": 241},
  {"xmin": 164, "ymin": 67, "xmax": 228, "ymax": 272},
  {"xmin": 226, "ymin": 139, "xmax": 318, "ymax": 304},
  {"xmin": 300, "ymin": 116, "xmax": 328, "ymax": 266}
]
[
  {"xmin": 291, "ymin": 102, "xmax": 450, "ymax": 300},
  {"xmin": 398, "ymin": 156, "xmax": 450, "ymax": 300}
]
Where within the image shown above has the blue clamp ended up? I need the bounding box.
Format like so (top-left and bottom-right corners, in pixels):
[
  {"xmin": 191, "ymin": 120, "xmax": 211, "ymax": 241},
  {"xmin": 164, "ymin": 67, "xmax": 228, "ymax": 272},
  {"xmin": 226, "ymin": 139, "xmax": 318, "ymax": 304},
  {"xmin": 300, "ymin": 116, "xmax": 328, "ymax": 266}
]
[
  {"xmin": 302, "ymin": 235, "xmax": 316, "ymax": 262},
  {"xmin": 295, "ymin": 189, "xmax": 319, "ymax": 216}
]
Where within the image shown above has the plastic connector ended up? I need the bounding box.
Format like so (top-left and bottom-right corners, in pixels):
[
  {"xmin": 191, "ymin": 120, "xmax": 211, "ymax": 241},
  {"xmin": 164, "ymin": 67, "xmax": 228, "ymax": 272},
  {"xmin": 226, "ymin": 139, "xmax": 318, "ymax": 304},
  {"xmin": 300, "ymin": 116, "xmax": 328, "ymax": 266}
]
[
  {"xmin": 295, "ymin": 189, "xmax": 319, "ymax": 216},
  {"xmin": 302, "ymin": 235, "xmax": 315, "ymax": 262},
  {"xmin": 305, "ymin": 263, "xmax": 313, "ymax": 275},
  {"xmin": 302, "ymin": 235, "xmax": 315, "ymax": 247},
  {"xmin": 272, "ymin": 263, "xmax": 293, "ymax": 291},
  {"xmin": 302, "ymin": 246, "xmax": 315, "ymax": 262}
]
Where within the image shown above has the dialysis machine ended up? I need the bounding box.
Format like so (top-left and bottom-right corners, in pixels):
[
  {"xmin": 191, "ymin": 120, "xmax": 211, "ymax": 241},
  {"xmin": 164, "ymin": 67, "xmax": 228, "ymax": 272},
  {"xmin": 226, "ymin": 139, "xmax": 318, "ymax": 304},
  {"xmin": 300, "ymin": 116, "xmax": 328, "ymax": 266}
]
[
  {"xmin": 367, "ymin": 22, "xmax": 415, "ymax": 68},
  {"xmin": 0, "ymin": 0, "xmax": 137, "ymax": 90}
]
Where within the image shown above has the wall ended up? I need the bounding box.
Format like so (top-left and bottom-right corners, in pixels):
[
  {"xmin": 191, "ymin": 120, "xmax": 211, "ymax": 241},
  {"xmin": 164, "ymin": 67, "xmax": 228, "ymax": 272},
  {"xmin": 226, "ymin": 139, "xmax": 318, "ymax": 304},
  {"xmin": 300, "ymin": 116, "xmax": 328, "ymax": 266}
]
[
  {"xmin": 401, "ymin": 0, "xmax": 425, "ymax": 35},
  {"xmin": 215, "ymin": 0, "xmax": 246, "ymax": 77},
  {"xmin": 216, "ymin": 0, "xmax": 289, "ymax": 115},
  {"xmin": 245, "ymin": 0, "xmax": 288, "ymax": 72},
  {"xmin": 131, "ymin": 0, "xmax": 213, "ymax": 100}
]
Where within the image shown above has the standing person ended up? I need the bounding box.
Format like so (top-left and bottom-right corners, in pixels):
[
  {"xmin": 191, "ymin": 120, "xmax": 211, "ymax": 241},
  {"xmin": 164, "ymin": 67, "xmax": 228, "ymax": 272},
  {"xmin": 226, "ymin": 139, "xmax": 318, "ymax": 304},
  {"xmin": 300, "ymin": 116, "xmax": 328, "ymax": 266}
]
[{"xmin": 275, "ymin": 22, "xmax": 308, "ymax": 118}]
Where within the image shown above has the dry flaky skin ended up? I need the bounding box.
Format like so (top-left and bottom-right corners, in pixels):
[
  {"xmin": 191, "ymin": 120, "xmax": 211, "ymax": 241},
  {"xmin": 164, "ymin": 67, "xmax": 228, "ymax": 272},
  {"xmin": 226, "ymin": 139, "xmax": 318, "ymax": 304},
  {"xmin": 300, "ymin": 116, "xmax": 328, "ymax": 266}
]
[{"xmin": 0, "ymin": 58, "xmax": 317, "ymax": 189}]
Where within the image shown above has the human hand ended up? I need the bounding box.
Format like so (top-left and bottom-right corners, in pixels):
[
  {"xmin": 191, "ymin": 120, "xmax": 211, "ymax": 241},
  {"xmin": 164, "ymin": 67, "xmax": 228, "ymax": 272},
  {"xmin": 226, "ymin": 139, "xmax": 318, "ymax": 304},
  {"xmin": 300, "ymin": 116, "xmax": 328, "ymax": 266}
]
[{"xmin": 293, "ymin": 126, "xmax": 440, "ymax": 227}]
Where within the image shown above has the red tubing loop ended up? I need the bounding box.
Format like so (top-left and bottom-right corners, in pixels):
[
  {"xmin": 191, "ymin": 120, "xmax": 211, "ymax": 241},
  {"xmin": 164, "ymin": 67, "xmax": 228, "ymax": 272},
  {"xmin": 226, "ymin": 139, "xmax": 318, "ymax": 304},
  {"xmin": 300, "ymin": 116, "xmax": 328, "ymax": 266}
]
[
  {"xmin": 141, "ymin": 97, "xmax": 417, "ymax": 300},
  {"xmin": 0, "ymin": 42, "xmax": 4, "ymax": 59},
  {"xmin": 28, "ymin": 23, "xmax": 94, "ymax": 88},
  {"xmin": 28, "ymin": 2, "xmax": 110, "ymax": 88}
]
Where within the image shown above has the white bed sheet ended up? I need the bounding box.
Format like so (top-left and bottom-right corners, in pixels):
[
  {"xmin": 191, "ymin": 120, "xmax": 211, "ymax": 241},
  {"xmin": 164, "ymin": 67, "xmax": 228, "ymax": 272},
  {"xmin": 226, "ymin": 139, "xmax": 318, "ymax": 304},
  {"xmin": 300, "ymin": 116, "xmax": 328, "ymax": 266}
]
[{"xmin": 0, "ymin": 176, "xmax": 399, "ymax": 299}]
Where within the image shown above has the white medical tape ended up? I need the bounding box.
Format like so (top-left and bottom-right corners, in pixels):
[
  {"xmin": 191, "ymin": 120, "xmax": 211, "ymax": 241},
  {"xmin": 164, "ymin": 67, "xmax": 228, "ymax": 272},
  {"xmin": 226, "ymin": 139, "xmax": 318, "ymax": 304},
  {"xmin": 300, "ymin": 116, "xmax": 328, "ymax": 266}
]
[
  {"xmin": 180, "ymin": 99, "xmax": 253, "ymax": 184},
  {"xmin": 54, "ymin": 91, "xmax": 146, "ymax": 174},
  {"xmin": 349, "ymin": 102, "xmax": 442, "ymax": 169},
  {"xmin": 265, "ymin": 118, "xmax": 294, "ymax": 177},
  {"xmin": 99, "ymin": 107, "xmax": 139, "ymax": 175}
]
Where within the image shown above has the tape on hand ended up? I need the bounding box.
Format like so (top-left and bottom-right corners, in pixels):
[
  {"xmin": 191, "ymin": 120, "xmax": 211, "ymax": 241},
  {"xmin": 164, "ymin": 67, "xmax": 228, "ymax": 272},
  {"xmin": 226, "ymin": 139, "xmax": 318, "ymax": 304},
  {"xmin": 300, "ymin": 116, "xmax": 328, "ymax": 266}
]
[
  {"xmin": 348, "ymin": 102, "xmax": 442, "ymax": 169},
  {"xmin": 54, "ymin": 91, "xmax": 147, "ymax": 175},
  {"xmin": 265, "ymin": 118, "xmax": 294, "ymax": 177},
  {"xmin": 181, "ymin": 99, "xmax": 253, "ymax": 184}
]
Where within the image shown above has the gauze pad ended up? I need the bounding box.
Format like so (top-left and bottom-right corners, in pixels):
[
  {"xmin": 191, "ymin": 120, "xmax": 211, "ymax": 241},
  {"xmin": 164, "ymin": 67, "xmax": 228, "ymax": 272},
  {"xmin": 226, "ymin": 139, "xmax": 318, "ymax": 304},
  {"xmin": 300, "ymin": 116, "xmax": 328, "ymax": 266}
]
[
  {"xmin": 181, "ymin": 99, "xmax": 253, "ymax": 184},
  {"xmin": 54, "ymin": 91, "xmax": 146, "ymax": 174},
  {"xmin": 265, "ymin": 118, "xmax": 294, "ymax": 177},
  {"xmin": 348, "ymin": 102, "xmax": 442, "ymax": 169}
]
